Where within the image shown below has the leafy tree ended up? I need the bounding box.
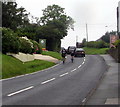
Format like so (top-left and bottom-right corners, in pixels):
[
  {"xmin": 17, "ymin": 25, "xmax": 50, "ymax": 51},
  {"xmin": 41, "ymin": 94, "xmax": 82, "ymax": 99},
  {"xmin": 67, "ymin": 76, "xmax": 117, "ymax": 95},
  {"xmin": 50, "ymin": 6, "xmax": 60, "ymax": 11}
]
[
  {"xmin": 100, "ymin": 32, "xmax": 110, "ymax": 43},
  {"xmin": 39, "ymin": 4, "xmax": 74, "ymax": 51},
  {"xmin": 82, "ymin": 38, "xmax": 86, "ymax": 47},
  {"xmin": 2, "ymin": 2, "xmax": 29, "ymax": 31},
  {"xmin": 35, "ymin": 24, "xmax": 61, "ymax": 51},
  {"xmin": 40, "ymin": 4, "xmax": 74, "ymax": 31},
  {"xmin": 100, "ymin": 31, "xmax": 117, "ymax": 43},
  {"xmin": 16, "ymin": 24, "xmax": 39, "ymax": 40}
]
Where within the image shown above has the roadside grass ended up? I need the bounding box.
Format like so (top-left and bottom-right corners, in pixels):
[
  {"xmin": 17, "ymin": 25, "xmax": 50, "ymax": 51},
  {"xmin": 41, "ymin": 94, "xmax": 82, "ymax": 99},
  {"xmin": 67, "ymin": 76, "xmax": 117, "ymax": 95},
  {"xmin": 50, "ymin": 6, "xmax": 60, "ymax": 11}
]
[
  {"xmin": 2, "ymin": 54, "xmax": 55, "ymax": 79},
  {"xmin": 42, "ymin": 51, "xmax": 62, "ymax": 60},
  {"xmin": 83, "ymin": 47, "xmax": 109, "ymax": 55}
]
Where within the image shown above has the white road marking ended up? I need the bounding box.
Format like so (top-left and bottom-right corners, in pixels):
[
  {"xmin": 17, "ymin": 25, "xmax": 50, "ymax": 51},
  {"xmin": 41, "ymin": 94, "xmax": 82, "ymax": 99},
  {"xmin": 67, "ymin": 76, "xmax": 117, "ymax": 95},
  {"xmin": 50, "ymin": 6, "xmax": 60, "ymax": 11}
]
[
  {"xmin": 41, "ymin": 78, "xmax": 56, "ymax": 84},
  {"xmin": 2, "ymin": 63, "xmax": 61, "ymax": 81},
  {"xmin": 7, "ymin": 86, "xmax": 34, "ymax": 97},
  {"xmin": 82, "ymin": 62, "xmax": 85, "ymax": 65},
  {"xmin": 82, "ymin": 98, "xmax": 86, "ymax": 103},
  {"xmin": 60, "ymin": 72, "xmax": 69, "ymax": 77},
  {"xmin": 84, "ymin": 58, "xmax": 86, "ymax": 61},
  {"xmin": 78, "ymin": 65, "xmax": 82, "ymax": 68},
  {"xmin": 71, "ymin": 68, "xmax": 77, "ymax": 72}
]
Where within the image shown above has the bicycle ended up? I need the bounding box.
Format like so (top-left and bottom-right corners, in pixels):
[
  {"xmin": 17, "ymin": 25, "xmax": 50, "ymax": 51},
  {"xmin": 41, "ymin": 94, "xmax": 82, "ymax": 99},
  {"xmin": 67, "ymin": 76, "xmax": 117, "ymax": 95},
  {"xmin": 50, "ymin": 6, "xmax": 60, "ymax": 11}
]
[
  {"xmin": 62, "ymin": 56, "xmax": 67, "ymax": 64},
  {"xmin": 71, "ymin": 56, "xmax": 74, "ymax": 63}
]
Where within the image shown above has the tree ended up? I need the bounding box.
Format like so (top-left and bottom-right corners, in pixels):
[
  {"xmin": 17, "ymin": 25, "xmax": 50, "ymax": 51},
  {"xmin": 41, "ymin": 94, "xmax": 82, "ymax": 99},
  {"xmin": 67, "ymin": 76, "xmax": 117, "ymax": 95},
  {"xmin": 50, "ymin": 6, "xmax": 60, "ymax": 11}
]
[
  {"xmin": 100, "ymin": 32, "xmax": 110, "ymax": 43},
  {"xmin": 16, "ymin": 23, "xmax": 39, "ymax": 40},
  {"xmin": 39, "ymin": 4, "xmax": 74, "ymax": 51},
  {"xmin": 100, "ymin": 31, "xmax": 117, "ymax": 43},
  {"xmin": 40, "ymin": 4, "xmax": 74, "ymax": 32},
  {"xmin": 82, "ymin": 38, "xmax": 86, "ymax": 47},
  {"xmin": 2, "ymin": 2, "xmax": 29, "ymax": 31}
]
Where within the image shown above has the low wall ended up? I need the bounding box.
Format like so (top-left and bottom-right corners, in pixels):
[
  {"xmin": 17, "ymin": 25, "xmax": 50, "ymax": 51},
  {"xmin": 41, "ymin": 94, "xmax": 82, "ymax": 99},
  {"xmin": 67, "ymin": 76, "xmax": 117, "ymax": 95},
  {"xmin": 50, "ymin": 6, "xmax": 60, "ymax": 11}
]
[
  {"xmin": 108, "ymin": 44, "xmax": 120, "ymax": 63},
  {"xmin": 7, "ymin": 52, "xmax": 34, "ymax": 62}
]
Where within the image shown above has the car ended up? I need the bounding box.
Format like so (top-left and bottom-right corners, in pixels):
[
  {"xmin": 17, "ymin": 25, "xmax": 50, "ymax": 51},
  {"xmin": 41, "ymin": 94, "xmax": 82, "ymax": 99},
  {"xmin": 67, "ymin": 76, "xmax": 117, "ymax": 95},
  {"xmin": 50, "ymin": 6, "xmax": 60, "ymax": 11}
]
[
  {"xmin": 67, "ymin": 46, "xmax": 76, "ymax": 54},
  {"xmin": 74, "ymin": 48, "xmax": 85, "ymax": 57},
  {"xmin": 60, "ymin": 47, "xmax": 65, "ymax": 51}
]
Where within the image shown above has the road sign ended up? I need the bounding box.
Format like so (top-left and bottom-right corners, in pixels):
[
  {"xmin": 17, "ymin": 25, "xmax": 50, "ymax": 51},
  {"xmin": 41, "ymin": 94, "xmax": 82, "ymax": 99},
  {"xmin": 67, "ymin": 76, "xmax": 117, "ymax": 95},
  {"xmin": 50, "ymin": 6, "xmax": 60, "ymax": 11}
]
[{"xmin": 39, "ymin": 39, "xmax": 46, "ymax": 50}]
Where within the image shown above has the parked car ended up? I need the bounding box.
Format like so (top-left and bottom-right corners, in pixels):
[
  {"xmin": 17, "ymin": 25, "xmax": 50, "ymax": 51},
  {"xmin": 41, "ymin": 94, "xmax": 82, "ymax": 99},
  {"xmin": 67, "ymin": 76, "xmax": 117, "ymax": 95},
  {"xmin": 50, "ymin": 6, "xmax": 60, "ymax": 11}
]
[
  {"xmin": 67, "ymin": 46, "xmax": 76, "ymax": 54},
  {"xmin": 74, "ymin": 48, "xmax": 85, "ymax": 57}
]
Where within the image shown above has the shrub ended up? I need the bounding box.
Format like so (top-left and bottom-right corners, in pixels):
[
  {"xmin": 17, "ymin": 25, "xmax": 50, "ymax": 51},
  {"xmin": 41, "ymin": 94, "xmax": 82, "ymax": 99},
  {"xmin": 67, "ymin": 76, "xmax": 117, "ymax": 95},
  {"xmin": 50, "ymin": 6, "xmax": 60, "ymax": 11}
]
[
  {"xmin": 30, "ymin": 40, "xmax": 42, "ymax": 54},
  {"xmin": 85, "ymin": 40, "xmax": 109, "ymax": 48},
  {"xmin": 95, "ymin": 41, "xmax": 106, "ymax": 48},
  {"xmin": 2, "ymin": 27, "xmax": 20, "ymax": 54},
  {"xmin": 19, "ymin": 38, "xmax": 33, "ymax": 54},
  {"xmin": 113, "ymin": 39, "xmax": 120, "ymax": 47}
]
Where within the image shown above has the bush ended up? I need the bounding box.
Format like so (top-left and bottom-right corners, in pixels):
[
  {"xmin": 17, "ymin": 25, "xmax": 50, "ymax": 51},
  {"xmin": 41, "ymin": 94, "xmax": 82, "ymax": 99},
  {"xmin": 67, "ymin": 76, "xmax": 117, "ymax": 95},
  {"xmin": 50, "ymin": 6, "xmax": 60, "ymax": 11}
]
[
  {"xmin": 19, "ymin": 38, "xmax": 33, "ymax": 54},
  {"xmin": 85, "ymin": 40, "xmax": 109, "ymax": 48},
  {"xmin": 2, "ymin": 27, "xmax": 20, "ymax": 54},
  {"xmin": 30, "ymin": 40, "xmax": 42, "ymax": 54},
  {"xmin": 113, "ymin": 39, "xmax": 120, "ymax": 47},
  {"xmin": 1, "ymin": 27, "xmax": 42, "ymax": 54}
]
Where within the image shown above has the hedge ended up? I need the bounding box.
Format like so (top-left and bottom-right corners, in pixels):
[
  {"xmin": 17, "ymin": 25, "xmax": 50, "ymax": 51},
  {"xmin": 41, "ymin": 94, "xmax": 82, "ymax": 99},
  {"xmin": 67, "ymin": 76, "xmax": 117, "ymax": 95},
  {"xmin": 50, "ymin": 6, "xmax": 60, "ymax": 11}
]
[{"xmin": 2, "ymin": 27, "xmax": 20, "ymax": 54}]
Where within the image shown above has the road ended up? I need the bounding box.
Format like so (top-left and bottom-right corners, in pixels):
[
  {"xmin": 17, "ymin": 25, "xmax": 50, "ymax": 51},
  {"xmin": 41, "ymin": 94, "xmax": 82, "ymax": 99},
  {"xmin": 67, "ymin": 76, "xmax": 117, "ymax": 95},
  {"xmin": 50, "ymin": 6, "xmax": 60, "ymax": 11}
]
[{"xmin": 2, "ymin": 55, "xmax": 107, "ymax": 105}]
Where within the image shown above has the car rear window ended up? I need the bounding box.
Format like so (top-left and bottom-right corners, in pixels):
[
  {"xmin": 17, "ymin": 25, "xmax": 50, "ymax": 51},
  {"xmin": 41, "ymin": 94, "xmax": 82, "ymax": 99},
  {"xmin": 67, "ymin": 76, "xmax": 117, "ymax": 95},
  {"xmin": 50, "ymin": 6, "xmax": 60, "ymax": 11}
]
[{"xmin": 76, "ymin": 48, "xmax": 84, "ymax": 51}]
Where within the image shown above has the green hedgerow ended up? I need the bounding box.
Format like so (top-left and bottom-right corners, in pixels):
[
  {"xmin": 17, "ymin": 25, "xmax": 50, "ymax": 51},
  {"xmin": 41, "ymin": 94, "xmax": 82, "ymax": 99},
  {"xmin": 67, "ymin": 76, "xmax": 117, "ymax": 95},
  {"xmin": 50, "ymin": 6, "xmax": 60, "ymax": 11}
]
[{"xmin": 2, "ymin": 27, "xmax": 20, "ymax": 54}]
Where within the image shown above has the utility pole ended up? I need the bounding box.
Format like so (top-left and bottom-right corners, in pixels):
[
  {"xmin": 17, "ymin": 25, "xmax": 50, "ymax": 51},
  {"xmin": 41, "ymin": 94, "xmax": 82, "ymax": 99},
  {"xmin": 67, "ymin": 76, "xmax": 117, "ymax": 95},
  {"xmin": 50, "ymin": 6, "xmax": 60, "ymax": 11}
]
[
  {"xmin": 76, "ymin": 35, "xmax": 78, "ymax": 43},
  {"xmin": 76, "ymin": 36, "xmax": 78, "ymax": 47},
  {"xmin": 86, "ymin": 23, "xmax": 88, "ymax": 42}
]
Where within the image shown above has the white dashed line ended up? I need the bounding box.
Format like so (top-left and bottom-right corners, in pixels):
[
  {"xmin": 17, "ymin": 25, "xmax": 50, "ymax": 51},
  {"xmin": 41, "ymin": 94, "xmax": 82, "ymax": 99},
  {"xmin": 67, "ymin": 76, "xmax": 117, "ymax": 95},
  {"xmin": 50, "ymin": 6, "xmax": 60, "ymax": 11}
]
[
  {"xmin": 78, "ymin": 65, "xmax": 82, "ymax": 68},
  {"xmin": 7, "ymin": 86, "xmax": 34, "ymax": 97},
  {"xmin": 2, "ymin": 63, "xmax": 61, "ymax": 81},
  {"xmin": 84, "ymin": 58, "xmax": 85, "ymax": 61},
  {"xmin": 71, "ymin": 68, "xmax": 77, "ymax": 72},
  {"xmin": 60, "ymin": 72, "xmax": 69, "ymax": 77},
  {"xmin": 41, "ymin": 78, "xmax": 56, "ymax": 84},
  {"xmin": 82, "ymin": 98, "xmax": 86, "ymax": 103},
  {"xmin": 82, "ymin": 62, "xmax": 85, "ymax": 65}
]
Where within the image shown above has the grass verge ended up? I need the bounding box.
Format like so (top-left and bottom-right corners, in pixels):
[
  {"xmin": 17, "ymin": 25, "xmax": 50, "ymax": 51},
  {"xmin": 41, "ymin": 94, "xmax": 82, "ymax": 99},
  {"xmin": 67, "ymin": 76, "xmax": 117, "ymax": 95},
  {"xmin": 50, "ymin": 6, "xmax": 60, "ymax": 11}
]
[
  {"xmin": 2, "ymin": 54, "xmax": 55, "ymax": 79},
  {"xmin": 83, "ymin": 47, "xmax": 109, "ymax": 55},
  {"xmin": 42, "ymin": 51, "xmax": 62, "ymax": 60}
]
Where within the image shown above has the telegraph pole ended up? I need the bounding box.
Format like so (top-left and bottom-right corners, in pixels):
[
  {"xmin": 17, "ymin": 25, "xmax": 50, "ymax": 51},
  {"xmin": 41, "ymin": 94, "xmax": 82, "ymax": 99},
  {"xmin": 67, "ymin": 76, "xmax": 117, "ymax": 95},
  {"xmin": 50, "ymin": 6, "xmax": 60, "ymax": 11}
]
[
  {"xmin": 86, "ymin": 23, "xmax": 88, "ymax": 42},
  {"xmin": 76, "ymin": 35, "xmax": 78, "ymax": 43},
  {"xmin": 76, "ymin": 36, "xmax": 78, "ymax": 47}
]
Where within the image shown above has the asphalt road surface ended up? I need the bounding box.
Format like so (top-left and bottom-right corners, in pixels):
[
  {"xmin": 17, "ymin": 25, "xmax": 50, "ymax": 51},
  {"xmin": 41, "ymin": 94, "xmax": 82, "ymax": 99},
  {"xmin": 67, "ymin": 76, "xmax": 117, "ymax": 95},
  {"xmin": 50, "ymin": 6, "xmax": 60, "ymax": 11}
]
[{"xmin": 2, "ymin": 55, "xmax": 107, "ymax": 105}]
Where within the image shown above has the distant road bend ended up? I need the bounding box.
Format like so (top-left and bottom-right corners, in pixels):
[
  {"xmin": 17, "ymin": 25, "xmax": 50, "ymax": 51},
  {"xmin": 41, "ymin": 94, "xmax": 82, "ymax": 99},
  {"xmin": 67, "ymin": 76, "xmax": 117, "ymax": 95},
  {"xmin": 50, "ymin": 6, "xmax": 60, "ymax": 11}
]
[{"xmin": 2, "ymin": 55, "xmax": 107, "ymax": 105}]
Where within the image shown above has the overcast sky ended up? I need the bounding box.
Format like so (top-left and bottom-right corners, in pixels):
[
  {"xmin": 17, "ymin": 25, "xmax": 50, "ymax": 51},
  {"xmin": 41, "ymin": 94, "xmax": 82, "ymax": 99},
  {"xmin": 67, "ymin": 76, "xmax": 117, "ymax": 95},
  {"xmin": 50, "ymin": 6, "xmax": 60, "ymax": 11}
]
[{"xmin": 16, "ymin": 0, "xmax": 119, "ymax": 48}]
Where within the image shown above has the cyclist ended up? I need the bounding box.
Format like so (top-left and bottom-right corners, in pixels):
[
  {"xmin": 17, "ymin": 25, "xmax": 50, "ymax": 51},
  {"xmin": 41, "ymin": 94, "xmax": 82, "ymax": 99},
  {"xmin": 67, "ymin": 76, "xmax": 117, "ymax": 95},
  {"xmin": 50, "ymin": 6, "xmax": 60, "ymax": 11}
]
[
  {"xmin": 71, "ymin": 50, "xmax": 75, "ymax": 63},
  {"xmin": 61, "ymin": 49, "xmax": 67, "ymax": 64}
]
